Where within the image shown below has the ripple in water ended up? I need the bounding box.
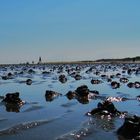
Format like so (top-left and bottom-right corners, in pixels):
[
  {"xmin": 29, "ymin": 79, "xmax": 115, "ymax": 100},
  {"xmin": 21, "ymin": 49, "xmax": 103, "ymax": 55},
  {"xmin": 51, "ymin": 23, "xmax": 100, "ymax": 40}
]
[{"xmin": 0, "ymin": 117, "xmax": 60, "ymax": 136}]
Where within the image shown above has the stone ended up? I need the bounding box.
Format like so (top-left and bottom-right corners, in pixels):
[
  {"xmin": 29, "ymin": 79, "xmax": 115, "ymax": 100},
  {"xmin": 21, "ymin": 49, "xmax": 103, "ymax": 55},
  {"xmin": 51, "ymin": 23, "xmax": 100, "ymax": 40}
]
[
  {"xmin": 117, "ymin": 115, "xmax": 140, "ymax": 139},
  {"xmin": 45, "ymin": 90, "xmax": 60, "ymax": 102},
  {"xmin": 26, "ymin": 79, "xmax": 32, "ymax": 85},
  {"xmin": 89, "ymin": 100, "xmax": 121, "ymax": 116}
]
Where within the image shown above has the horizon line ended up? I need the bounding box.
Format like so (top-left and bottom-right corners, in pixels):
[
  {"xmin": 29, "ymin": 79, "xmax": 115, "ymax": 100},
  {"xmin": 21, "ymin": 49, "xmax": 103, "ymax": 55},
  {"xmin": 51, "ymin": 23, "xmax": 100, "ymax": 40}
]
[{"xmin": 0, "ymin": 56, "xmax": 140, "ymax": 65}]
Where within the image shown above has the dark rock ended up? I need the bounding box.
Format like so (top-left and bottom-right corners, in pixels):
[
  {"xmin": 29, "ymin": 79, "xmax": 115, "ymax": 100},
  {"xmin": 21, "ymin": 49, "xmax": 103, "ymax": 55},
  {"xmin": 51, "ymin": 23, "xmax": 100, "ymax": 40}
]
[
  {"xmin": 28, "ymin": 69, "xmax": 35, "ymax": 74},
  {"xmin": 95, "ymin": 71, "xmax": 100, "ymax": 75},
  {"xmin": 59, "ymin": 75, "xmax": 67, "ymax": 83},
  {"xmin": 89, "ymin": 100, "xmax": 121, "ymax": 116},
  {"xmin": 26, "ymin": 79, "xmax": 32, "ymax": 85},
  {"xmin": 122, "ymin": 70, "xmax": 126, "ymax": 74},
  {"xmin": 101, "ymin": 74, "xmax": 107, "ymax": 79},
  {"xmin": 1, "ymin": 76, "xmax": 8, "ymax": 80},
  {"xmin": 91, "ymin": 79, "xmax": 102, "ymax": 84},
  {"xmin": 111, "ymin": 81, "xmax": 120, "ymax": 89},
  {"xmin": 2, "ymin": 92, "xmax": 22, "ymax": 104},
  {"xmin": 66, "ymin": 91, "xmax": 76, "ymax": 100},
  {"xmin": 42, "ymin": 71, "xmax": 51, "ymax": 75},
  {"xmin": 134, "ymin": 81, "xmax": 140, "ymax": 89},
  {"xmin": 120, "ymin": 78, "xmax": 129, "ymax": 83},
  {"xmin": 136, "ymin": 95, "xmax": 140, "ymax": 101},
  {"xmin": 1, "ymin": 72, "xmax": 14, "ymax": 80},
  {"xmin": 66, "ymin": 86, "xmax": 100, "ymax": 104},
  {"xmin": 5, "ymin": 103, "xmax": 20, "ymax": 113},
  {"xmin": 107, "ymin": 78, "xmax": 112, "ymax": 82},
  {"xmin": 74, "ymin": 74, "xmax": 82, "ymax": 80},
  {"xmin": 18, "ymin": 71, "xmax": 24, "ymax": 75},
  {"xmin": 75, "ymin": 85, "xmax": 89, "ymax": 96},
  {"xmin": 127, "ymin": 69, "xmax": 132, "ymax": 75},
  {"xmin": 69, "ymin": 72, "xmax": 76, "ymax": 78},
  {"xmin": 116, "ymin": 73, "xmax": 121, "ymax": 78},
  {"xmin": 66, "ymin": 85, "xmax": 99, "ymax": 104},
  {"xmin": 117, "ymin": 115, "xmax": 140, "ymax": 139},
  {"xmin": 7, "ymin": 72, "xmax": 13, "ymax": 77},
  {"xmin": 127, "ymin": 82, "xmax": 135, "ymax": 88},
  {"xmin": 136, "ymin": 68, "xmax": 140, "ymax": 75},
  {"xmin": 45, "ymin": 90, "xmax": 61, "ymax": 102},
  {"xmin": 110, "ymin": 75, "xmax": 115, "ymax": 79},
  {"xmin": 77, "ymin": 96, "xmax": 89, "ymax": 104},
  {"xmin": 2, "ymin": 92, "xmax": 24, "ymax": 112}
]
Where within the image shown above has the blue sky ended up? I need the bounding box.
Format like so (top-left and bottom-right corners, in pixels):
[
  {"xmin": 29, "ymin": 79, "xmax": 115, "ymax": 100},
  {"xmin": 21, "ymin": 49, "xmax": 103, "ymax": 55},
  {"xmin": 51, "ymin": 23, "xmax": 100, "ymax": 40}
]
[{"xmin": 0, "ymin": 0, "xmax": 140, "ymax": 64}]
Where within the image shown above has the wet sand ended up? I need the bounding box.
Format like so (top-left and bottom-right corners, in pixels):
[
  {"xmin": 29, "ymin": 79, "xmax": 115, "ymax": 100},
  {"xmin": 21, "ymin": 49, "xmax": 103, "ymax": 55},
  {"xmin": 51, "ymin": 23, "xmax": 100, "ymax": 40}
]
[{"xmin": 0, "ymin": 63, "xmax": 139, "ymax": 140}]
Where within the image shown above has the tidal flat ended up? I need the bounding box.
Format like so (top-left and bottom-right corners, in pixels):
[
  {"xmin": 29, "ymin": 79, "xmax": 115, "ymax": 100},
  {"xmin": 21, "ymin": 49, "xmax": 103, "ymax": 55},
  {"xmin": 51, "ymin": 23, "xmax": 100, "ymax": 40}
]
[{"xmin": 0, "ymin": 63, "xmax": 139, "ymax": 140}]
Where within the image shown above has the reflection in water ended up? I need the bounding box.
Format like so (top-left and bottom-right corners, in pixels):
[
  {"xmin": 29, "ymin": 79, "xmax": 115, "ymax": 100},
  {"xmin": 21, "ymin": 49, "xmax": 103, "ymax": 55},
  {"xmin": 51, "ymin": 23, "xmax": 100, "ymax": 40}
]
[
  {"xmin": 4, "ymin": 103, "xmax": 21, "ymax": 113},
  {"xmin": 61, "ymin": 102, "xmax": 77, "ymax": 108},
  {"xmin": 56, "ymin": 125, "xmax": 95, "ymax": 140},
  {"xmin": 88, "ymin": 115, "xmax": 116, "ymax": 132},
  {"xmin": 77, "ymin": 96, "xmax": 89, "ymax": 104},
  {"xmin": 56, "ymin": 115, "xmax": 117, "ymax": 140},
  {"xmin": 23, "ymin": 105, "xmax": 44, "ymax": 113}
]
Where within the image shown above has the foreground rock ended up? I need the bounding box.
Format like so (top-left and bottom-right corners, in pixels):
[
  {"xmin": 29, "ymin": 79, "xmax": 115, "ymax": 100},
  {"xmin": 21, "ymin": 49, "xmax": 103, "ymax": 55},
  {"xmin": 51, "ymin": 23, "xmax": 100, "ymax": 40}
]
[
  {"xmin": 117, "ymin": 115, "xmax": 140, "ymax": 139},
  {"xmin": 2, "ymin": 92, "xmax": 25, "ymax": 112},
  {"xmin": 87, "ymin": 100, "xmax": 123, "ymax": 116},
  {"xmin": 75, "ymin": 85, "xmax": 89, "ymax": 96},
  {"xmin": 66, "ymin": 85, "xmax": 100, "ymax": 104},
  {"xmin": 2, "ymin": 92, "xmax": 22, "ymax": 104}
]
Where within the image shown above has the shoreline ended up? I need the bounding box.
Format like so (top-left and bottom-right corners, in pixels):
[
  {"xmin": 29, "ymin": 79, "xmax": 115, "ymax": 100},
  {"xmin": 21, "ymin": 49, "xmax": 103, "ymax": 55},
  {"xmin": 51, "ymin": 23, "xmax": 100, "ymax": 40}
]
[{"xmin": 0, "ymin": 61, "xmax": 140, "ymax": 66}]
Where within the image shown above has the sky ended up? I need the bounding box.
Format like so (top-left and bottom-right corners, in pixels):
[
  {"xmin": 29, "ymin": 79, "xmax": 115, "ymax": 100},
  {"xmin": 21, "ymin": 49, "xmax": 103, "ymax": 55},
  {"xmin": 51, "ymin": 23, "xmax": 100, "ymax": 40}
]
[{"xmin": 0, "ymin": 0, "xmax": 140, "ymax": 64}]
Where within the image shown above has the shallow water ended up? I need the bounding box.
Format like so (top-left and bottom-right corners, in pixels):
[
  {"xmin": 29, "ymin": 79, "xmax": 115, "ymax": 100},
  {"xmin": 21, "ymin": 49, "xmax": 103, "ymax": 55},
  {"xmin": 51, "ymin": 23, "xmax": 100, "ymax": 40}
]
[{"xmin": 0, "ymin": 64, "xmax": 139, "ymax": 140}]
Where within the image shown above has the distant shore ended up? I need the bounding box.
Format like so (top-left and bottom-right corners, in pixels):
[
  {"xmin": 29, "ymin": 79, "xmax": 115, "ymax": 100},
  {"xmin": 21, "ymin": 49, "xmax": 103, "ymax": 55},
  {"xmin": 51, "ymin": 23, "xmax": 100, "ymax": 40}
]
[
  {"xmin": 0, "ymin": 61, "xmax": 140, "ymax": 66},
  {"xmin": 0, "ymin": 56, "xmax": 140, "ymax": 65}
]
